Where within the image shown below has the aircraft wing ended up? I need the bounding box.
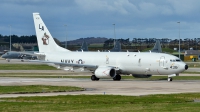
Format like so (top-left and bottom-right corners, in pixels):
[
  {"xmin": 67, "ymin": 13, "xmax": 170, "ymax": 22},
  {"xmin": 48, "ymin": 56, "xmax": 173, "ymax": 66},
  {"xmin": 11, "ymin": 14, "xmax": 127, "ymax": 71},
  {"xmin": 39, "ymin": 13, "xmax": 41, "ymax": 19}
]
[
  {"xmin": 18, "ymin": 52, "xmax": 39, "ymax": 56},
  {"xmin": 29, "ymin": 60, "xmax": 98, "ymax": 71}
]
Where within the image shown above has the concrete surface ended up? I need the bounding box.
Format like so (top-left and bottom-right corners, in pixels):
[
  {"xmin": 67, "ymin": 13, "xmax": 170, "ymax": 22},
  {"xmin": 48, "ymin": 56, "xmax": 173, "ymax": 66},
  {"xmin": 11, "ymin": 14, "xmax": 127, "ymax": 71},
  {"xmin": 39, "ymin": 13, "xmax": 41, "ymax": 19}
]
[{"xmin": 0, "ymin": 77, "xmax": 200, "ymax": 97}]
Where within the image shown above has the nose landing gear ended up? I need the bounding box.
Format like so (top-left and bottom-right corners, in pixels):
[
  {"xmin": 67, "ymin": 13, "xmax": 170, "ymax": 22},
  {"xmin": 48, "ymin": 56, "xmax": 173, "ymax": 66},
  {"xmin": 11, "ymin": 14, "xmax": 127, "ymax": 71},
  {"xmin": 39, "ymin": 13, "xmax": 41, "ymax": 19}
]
[
  {"xmin": 167, "ymin": 74, "xmax": 177, "ymax": 82},
  {"xmin": 168, "ymin": 77, "xmax": 173, "ymax": 82}
]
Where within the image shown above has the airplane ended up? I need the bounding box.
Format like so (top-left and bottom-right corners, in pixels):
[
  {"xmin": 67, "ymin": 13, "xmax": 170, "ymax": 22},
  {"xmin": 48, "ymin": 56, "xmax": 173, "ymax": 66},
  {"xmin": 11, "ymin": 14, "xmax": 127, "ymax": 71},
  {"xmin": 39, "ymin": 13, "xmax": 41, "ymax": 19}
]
[
  {"xmin": 1, "ymin": 51, "xmax": 38, "ymax": 62},
  {"xmin": 32, "ymin": 12, "xmax": 188, "ymax": 82}
]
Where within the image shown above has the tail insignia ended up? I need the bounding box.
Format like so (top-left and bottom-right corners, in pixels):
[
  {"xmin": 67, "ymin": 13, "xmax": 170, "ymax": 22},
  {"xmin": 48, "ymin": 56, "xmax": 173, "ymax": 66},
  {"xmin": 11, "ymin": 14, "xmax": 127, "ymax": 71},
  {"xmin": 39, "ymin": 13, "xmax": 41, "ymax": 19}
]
[
  {"xmin": 42, "ymin": 33, "xmax": 49, "ymax": 45},
  {"xmin": 39, "ymin": 24, "xmax": 44, "ymax": 31}
]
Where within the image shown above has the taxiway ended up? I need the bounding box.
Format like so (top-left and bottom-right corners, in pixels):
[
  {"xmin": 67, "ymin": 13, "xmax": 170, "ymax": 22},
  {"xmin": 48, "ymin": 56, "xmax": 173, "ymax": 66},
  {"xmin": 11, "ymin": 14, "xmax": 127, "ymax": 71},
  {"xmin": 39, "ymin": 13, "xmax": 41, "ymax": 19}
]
[
  {"xmin": 0, "ymin": 77, "xmax": 200, "ymax": 98},
  {"xmin": 0, "ymin": 58, "xmax": 200, "ymax": 98}
]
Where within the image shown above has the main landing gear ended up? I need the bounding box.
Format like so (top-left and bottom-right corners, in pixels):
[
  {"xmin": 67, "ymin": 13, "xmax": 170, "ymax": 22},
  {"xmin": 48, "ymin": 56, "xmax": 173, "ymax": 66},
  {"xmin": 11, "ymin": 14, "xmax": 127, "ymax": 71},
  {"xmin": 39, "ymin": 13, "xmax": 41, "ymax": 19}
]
[
  {"xmin": 91, "ymin": 75, "xmax": 99, "ymax": 81},
  {"xmin": 91, "ymin": 74, "xmax": 121, "ymax": 81},
  {"xmin": 113, "ymin": 74, "xmax": 121, "ymax": 81},
  {"xmin": 168, "ymin": 77, "xmax": 173, "ymax": 82}
]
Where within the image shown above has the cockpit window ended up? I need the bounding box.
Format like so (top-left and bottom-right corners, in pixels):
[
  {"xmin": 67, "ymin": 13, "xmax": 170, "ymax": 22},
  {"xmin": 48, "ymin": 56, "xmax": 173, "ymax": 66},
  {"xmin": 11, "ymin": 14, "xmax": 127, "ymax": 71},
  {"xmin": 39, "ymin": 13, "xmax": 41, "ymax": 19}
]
[
  {"xmin": 170, "ymin": 59, "xmax": 181, "ymax": 62},
  {"xmin": 176, "ymin": 59, "xmax": 181, "ymax": 62}
]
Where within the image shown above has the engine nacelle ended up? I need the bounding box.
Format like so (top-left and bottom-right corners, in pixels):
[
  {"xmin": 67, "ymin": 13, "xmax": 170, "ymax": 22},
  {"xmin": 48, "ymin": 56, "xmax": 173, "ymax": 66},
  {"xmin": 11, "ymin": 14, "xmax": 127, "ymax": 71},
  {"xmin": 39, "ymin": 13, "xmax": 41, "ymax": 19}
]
[
  {"xmin": 95, "ymin": 66, "xmax": 116, "ymax": 78},
  {"xmin": 132, "ymin": 74, "xmax": 152, "ymax": 78}
]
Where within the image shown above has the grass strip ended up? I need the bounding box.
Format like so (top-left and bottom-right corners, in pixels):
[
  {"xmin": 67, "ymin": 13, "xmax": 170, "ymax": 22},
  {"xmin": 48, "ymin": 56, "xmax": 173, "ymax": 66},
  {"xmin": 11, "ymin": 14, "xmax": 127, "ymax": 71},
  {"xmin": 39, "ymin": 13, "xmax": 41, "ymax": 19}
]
[
  {"xmin": 0, "ymin": 64, "xmax": 57, "ymax": 70},
  {"xmin": 0, "ymin": 93, "xmax": 200, "ymax": 111},
  {"xmin": 0, "ymin": 85, "xmax": 84, "ymax": 94}
]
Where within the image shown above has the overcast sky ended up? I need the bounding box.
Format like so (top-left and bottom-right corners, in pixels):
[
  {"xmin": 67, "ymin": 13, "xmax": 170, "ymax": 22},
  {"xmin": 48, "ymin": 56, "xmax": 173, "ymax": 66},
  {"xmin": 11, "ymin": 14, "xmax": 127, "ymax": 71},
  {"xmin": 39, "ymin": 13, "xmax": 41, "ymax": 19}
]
[{"xmin": 1, "ymin": 0, "xmax": 200, "ymax": 41}]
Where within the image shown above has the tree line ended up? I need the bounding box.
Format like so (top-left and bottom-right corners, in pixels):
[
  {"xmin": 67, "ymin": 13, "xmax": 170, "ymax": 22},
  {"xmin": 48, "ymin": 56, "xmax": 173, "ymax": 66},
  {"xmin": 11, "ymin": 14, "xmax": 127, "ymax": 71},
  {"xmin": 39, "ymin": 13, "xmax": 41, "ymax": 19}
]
[
  {"xmin": 1, "ymin": 34, "xmax": 200, "ymax": 50},
  {"xmin": 103, "ymin": 38, "xmax": 200, "ymax": 50},
  {"xmin": 0, "ymin": 34, "xmax": 37, "ymax": 43}
]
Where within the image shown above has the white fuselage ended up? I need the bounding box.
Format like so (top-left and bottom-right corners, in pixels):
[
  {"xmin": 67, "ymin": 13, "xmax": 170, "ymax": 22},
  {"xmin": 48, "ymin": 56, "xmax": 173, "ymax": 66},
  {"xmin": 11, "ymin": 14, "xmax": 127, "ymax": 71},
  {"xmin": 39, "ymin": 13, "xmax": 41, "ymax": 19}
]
[
  {"xmin": 32, "ymin": 13, "xmax": 188, "ymax": 81},
  {"xmin": 44, "ymin": 51, "xmax": 186, "ymax": 75}
]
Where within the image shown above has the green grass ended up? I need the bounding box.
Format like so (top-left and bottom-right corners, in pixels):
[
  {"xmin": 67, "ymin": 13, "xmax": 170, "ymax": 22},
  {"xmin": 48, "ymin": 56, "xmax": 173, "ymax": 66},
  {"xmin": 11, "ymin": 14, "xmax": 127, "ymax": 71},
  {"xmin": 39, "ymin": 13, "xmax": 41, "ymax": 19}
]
[
  {"xmin": 0, "ymin": 73, "xmax": 91, "ymax": 78},
  {"xmin": 0, "ymin": 93, "xmax": 200, "ymax": 111},
  {"xmin": 89, "ymin": 43, "xmax": 104, "ymax": 47},
  {"xmin": 162, "ymin": 47, "xmax": 175, "ymax": 53},
  {"xmin": 0, "ymin": 64, "xmax": 57, "ymax": 70},
  {"xmin": 0, "ymin": 85, "xmax": 84, "ymax": 94}
]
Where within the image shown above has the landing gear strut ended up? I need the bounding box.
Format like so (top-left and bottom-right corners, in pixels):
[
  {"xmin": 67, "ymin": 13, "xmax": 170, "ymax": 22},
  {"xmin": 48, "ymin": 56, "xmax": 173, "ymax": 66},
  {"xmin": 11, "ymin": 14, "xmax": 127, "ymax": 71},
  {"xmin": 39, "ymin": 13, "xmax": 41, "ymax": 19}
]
[
  {"xmin": 167, "ymin": 74, "xmax": 177, "ymax": 82},
  {"xmin": 113, "ymin": 74, "xmax": 121, "ymax": 81},
  {"xmin": 168, "ymin": 77, "xmax": 172, "ymax": 82},
  {"xmin": 91, "ymin": 75, "xmax": 99, "ymax": 81},
  {"xmin": 6, "ymin": 59, "xmax": 10, "ymax": 62}
]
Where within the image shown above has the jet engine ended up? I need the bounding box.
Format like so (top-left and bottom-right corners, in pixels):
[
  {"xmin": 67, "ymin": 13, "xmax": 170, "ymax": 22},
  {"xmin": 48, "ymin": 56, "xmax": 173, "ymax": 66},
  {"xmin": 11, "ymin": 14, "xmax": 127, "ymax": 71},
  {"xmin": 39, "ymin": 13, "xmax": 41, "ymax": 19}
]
[
  {"xmin": 132, "ymin": 74, "xmax": 152, "ymax": 78},
  {"xmin": 95, "ymin": 66, "xmax": 116, "ymax": 78}
]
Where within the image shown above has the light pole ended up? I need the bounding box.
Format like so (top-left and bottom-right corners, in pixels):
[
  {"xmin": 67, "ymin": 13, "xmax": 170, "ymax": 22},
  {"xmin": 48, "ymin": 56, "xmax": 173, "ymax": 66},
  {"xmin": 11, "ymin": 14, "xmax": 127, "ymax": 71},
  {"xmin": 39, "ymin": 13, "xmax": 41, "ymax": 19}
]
[
  {"xmin": 9, "ymin": 25, "xmax": 11, "ymax": 51},
  {"xmin": 64, "ymin": 25, "xmax": 67, "ymax": 49},
  {"xmin": 177, "ymin": 22, "xmax": 180, "ymax": 58},
  {"xmin": 113, "ymin": 24, "xmax": 116, "ymax": 46}
]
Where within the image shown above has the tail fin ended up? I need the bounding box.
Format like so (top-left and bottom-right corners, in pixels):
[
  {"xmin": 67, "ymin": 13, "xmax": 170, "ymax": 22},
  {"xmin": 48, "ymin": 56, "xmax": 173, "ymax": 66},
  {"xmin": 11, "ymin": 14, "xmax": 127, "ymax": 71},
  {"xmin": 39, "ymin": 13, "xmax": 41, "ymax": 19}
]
[
  {"xmin": 77, "ymin": 40, "xmax": 88, "ymax": 51},
  {"xmin": 33, "ymin": 13, "xmax": 70, "ymax": 52},
  {"xmin": 151, "ymin": 40, "xmax": 162, "ymax": 53},
  {"xmin": 110, "ymin": 41, "xmax": 121, "ymax": 52}
]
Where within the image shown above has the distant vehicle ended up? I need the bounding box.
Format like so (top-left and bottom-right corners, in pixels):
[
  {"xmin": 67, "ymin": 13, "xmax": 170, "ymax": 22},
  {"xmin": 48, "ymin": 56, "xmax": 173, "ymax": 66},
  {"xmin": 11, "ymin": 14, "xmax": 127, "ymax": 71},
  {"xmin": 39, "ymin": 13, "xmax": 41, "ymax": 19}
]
[
  {"xmin": 32, "ymin": 12, "xmax": 188, "ymax": 81},
  {"xmin": 1, "ymin": 51, "xmax": 38, "ymax": 62}
]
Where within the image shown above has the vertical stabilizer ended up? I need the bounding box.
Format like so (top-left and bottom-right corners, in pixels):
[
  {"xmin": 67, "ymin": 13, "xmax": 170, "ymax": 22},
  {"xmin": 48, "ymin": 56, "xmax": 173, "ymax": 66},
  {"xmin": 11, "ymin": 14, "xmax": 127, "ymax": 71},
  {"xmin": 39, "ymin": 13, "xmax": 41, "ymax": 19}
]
[
  {"xmin": 110, "ymin": 41, "xmax": 121, "ymax": 52},
  {"xmin": 77, "ymin": 40, "xmax": 88, "ymax": 51},
  {"xmin": 33, "ymin": 13, "xmax": 70, "ymax": 52},
  {"xmin": 151, "ymin": 40, "xmax": 162, "ymax": 53}
]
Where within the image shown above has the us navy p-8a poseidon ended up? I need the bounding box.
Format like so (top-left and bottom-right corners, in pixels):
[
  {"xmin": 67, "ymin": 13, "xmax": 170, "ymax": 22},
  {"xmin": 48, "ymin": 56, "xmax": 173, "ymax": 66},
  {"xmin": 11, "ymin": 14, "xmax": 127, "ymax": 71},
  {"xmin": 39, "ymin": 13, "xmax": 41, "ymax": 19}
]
[{"xmin": 33, "ymin": 13, "xmax": 188, "ymax": 81}]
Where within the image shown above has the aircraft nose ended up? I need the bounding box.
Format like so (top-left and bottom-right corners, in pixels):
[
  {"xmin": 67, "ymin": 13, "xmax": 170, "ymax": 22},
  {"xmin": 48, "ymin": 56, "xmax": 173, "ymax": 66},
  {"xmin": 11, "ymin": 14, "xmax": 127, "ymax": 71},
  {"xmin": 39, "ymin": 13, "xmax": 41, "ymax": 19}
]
[
  {"xmin": 185, "ymin": 65, "xmax": 188, "ymax": 70},
  {"xmin": 1, "ymin": 55, "xmax": 5, "ymax": 58}
]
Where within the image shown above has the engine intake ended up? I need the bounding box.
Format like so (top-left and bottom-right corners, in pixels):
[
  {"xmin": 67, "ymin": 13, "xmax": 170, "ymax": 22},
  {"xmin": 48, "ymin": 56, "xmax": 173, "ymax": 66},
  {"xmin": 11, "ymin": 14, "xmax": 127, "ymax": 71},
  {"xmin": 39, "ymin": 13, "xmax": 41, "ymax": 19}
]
[{"xmin": 95, "ymin": 66, "xmax": 116, "ymax": 78}]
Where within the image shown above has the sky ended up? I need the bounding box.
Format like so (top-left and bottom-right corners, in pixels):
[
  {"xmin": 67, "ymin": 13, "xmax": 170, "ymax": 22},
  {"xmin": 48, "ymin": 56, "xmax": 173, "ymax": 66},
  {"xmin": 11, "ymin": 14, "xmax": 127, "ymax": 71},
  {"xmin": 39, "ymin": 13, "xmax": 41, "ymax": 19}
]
[{"xmin": 1, "ymin": 0, "xmax": 200, "ymax": 41}]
